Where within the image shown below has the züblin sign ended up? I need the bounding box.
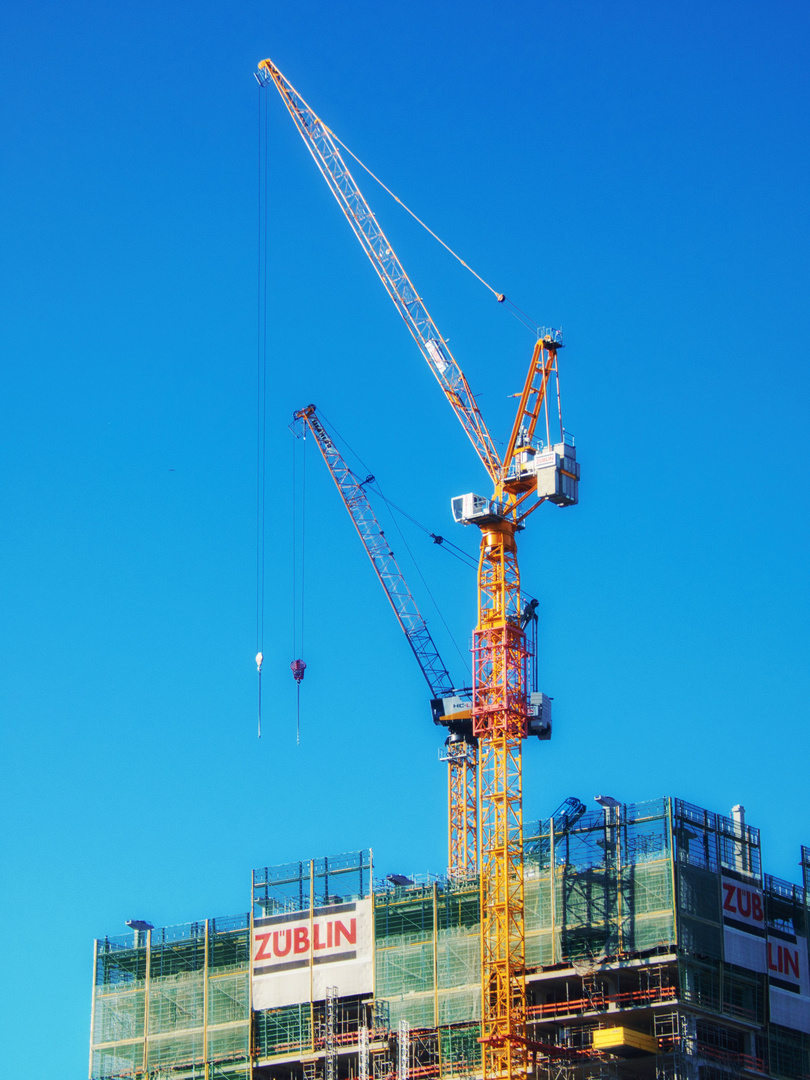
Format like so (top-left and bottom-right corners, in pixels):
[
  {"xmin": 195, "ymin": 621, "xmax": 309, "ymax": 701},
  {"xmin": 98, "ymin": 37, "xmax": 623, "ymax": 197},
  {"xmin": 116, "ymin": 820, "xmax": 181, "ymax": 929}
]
[
  {"xmin": 251, "ymin": 898, "xmax": 372, "ymax": 1010},
  {"xmin": 721, "ymin": 873, "xmax": 810, "ymax": 1034}
]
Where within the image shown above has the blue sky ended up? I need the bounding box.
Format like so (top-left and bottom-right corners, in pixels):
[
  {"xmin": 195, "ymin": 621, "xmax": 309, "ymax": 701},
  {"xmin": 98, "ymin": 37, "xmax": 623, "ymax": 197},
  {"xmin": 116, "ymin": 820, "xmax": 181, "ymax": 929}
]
[{"xmin": 2, "ymin": 0, "xmax": 809, "ymax": 1074}]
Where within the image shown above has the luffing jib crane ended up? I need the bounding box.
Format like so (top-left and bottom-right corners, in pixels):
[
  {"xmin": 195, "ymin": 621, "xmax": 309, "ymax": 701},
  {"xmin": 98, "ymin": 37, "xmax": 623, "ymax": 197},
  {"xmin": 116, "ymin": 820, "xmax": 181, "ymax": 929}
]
[
  {"xmin": 292, "ymin": 403, "xmax": 478, "ymax": 876},
  {"xmin": 259, "ymin": 60, "xmax": 579, "ymax": 1080}
]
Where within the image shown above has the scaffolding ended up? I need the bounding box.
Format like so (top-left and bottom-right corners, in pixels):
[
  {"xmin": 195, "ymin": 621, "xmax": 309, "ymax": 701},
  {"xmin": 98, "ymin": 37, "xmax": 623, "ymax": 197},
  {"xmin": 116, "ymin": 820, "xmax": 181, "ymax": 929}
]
[
  {"xmin": 252, "ymin": 851, "xmax": 372, "ymax": 917},
  {"xmin": 90, "ymin": 914, "xmax": 251, "ymax": 1080},
  {"xmin": 91, "ymin": 805, "xmax": 810, "ymax": 1080},
  {"xmin": 523, "ymin": 797, "xmax": 675, "ymax": 969},
  {"xmin": 374, "ymin": 879, "xmax": 481, "ymax": 1032},
  {"xmin": 324, "ymin": 987, "xmax": 337, "ymax": 1080}
]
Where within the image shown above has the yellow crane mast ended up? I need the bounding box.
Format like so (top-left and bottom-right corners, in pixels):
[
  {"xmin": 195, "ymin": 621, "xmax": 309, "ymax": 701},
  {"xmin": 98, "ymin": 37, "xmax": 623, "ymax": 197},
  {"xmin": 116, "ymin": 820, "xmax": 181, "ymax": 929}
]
[{"xmin": 258, "ymin": 60, "xmax": 579, "ymax": 1080}]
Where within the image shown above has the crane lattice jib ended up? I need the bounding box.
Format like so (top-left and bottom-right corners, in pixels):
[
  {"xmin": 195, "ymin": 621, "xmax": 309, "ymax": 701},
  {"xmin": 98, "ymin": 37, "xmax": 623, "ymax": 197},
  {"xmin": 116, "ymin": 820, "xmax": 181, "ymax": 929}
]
[
  {"xmin": 295, "ymin": 406, "xmax": 455, "ymax": 698},
  {"xmin": 261, "ymin": 60, "xmax": 502, "ymax": 485}
]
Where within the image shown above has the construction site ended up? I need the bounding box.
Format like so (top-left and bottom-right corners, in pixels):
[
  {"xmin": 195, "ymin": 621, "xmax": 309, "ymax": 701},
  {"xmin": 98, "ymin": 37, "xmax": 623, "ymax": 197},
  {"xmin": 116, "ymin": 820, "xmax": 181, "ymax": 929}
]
[
  {"xmin": 90, "ymin": 798, "xmax": 810, "ymax": 1080},
  {"xmin": 89, "ymin": 60, "xmax": 809, "ymax": 1080}
]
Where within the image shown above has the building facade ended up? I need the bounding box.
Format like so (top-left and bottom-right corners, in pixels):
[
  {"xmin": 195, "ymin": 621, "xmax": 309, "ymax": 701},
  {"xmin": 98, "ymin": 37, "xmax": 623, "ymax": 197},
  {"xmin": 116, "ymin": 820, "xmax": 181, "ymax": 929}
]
[{"xmin": 90, "ymin": 797, "xmax": 810, "ymax": 1080}]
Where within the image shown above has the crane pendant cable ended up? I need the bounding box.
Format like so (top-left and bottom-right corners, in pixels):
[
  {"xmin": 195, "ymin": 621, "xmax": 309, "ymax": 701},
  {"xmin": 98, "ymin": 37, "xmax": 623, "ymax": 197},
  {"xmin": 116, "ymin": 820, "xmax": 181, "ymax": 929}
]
[
  {"xmin": 256, "ymin": 66, "xmax": 543, "ymax": 336},
  {"xmin": 322, "ymin": 126, "xmax": 542, "ymax": 334}
]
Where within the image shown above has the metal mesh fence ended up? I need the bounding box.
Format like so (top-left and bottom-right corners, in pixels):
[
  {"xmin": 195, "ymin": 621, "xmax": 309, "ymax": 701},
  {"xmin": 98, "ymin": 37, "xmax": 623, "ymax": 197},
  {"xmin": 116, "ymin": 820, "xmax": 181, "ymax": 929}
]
[
  {"xmin": 209, "ymin": 973, "xmax": 249, "ymax": 1025},
  {"xmin": 376, "ymin": 937, "xmax": 435, "ymax": 997},
  {"xmin": 149, "ymin": 972, "xmax": 205, "ymax": 1034},
  {"xmin": 91, "ymin": 1042, "xmax": 144, "ymax": 1079},
  {"xmin": 146, "ymin": 1029, "xmax": 204, "ymax": 1069}
]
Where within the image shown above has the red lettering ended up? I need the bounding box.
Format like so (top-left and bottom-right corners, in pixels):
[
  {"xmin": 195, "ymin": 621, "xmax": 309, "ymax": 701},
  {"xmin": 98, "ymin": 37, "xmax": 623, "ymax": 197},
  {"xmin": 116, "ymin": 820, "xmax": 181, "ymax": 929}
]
[
  {"xmin": 722, "ymin": 883, "xmax": 737, "ymax": 913},
  {"xmin": 273, "ymin": 929, "xmax": 292, "ymax": 957},
  {"xmin": 294, "ymin": 926, "xmax": 310, "ymax": 954},
  {"xmin": 784, "ymin": 948, "xmax": 800, "ymax": 980},
  {"xmin": 313, "ymin": 923, "xmax": 326, "ymax": 950},
  {"xmin": 767, "ymin": 942, "xmax": 779, "ymax": 972},
  {"xmin": 737, "ymin": 888, "xmax": 751, "ymax": 918},
  {"xmin": 254, "ymin": 933, "xmax": 272, "ymax": 962},
  {"xmin": 751, "ymin": 894, "xmax": 763, "ymax": 922},
  {"xmin": 327, "ymin": 921, "xmax": 333, "ymax": 948},
  {"xmin": 335, "ymin": 918, "xmax": 356, "ymax": 946}
]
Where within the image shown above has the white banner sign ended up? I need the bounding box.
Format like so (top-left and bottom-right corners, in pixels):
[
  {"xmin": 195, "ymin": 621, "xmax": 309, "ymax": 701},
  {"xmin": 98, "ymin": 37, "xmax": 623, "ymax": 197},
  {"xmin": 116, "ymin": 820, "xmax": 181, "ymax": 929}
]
[
  {"xmin": 252, "ymin": 898, "xmax": 372, "ymax": 1011},
  {"xmin": 719, "ymin": 875, "xmax": 810, "ymax": 1033},
  {"xmin": 769, "ymin": 932, "xmax": 810, "ymax": 1035},
  {"xmin": 721, "ymin": 875, "xmax": 767, "ymax": 972}
]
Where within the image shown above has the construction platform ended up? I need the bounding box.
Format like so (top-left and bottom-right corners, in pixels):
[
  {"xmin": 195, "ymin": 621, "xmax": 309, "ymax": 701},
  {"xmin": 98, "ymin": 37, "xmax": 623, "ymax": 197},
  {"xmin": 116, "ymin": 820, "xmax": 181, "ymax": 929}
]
[{"xmin": 90, "ymin": 797, "xmax": 810, "ymax": 1079}]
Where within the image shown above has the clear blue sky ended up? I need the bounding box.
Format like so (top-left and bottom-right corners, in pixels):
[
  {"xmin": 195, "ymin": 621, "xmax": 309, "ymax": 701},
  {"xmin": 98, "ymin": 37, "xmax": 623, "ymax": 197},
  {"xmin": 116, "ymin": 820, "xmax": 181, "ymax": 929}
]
[{"xmin": 2, "ymin": 1, "xmax": 809, "ymax": 1074}]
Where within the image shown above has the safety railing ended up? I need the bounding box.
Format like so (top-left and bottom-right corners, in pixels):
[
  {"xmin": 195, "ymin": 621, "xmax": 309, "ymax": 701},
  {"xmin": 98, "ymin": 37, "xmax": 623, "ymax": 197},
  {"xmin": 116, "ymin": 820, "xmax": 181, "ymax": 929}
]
[{"xmin": 528, "ymin": 983, "xmax": 676, "ymax": 1020}]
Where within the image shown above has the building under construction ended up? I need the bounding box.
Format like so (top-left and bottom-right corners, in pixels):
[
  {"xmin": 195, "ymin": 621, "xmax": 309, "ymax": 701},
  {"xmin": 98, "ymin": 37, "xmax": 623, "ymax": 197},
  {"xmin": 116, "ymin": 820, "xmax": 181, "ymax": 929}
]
[
  {"xmin": 90, "ymin": 796, "xmax": 810, "ymax": 1080},
  {"xmin": 91, "ymin": 65, "xmax": 808, "ymax": 1080}
]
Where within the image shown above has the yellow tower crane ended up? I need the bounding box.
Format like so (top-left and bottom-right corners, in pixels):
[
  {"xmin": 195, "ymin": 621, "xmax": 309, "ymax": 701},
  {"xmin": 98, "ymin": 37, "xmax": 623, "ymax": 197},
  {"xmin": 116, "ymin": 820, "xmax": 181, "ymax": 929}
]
[{"xmin": 258, "ymin": 60, "xmax": 579, "ymax": 1080}]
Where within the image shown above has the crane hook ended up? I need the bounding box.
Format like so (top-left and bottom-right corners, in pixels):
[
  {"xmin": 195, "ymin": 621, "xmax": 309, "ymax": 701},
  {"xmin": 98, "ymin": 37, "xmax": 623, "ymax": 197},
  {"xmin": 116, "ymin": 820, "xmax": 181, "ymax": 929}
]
[
  {"xmin": 290, "ymin": 659, "xmax": 306, "ymax": 683},
  {"xmin": 290, "ymin": 659, "xmax": 307, "ymax": 745},
  {"xmin": 256, "ymin": 652, "xmax": 264, "ymax": 739}
]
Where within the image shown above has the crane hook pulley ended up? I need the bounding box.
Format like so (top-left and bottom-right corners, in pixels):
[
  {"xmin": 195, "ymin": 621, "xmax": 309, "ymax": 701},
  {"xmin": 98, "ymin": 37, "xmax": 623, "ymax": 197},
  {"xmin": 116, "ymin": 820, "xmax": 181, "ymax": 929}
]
[
  {"xmin": 290, "ymin": 659, "xmax": 307, "ymax": 745},
  {"xmin": 290, "ymin": 659, "xmax": 307, "ymax": 683}
]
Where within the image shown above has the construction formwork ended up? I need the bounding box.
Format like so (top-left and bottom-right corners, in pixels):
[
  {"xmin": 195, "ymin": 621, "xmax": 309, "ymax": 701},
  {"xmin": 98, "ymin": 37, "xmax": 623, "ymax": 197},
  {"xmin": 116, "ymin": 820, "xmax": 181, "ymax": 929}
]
[{"xmin": 90, "ymin": 799, "xmax": 810, "ymax": 1080}]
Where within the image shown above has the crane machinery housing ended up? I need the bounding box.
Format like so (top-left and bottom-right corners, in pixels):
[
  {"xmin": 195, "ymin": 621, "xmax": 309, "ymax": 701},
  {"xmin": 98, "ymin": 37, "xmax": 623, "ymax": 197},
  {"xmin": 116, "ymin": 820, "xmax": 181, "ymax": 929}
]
[{"xmin": 257, "ymin": 59, "xmax": 579, "ymax": 1080}]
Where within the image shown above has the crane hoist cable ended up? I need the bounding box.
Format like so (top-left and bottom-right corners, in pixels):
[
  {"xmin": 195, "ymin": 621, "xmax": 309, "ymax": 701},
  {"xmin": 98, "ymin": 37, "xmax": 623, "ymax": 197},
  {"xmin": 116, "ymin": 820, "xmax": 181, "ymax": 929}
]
[
  {"xmin": 255, "ymin": 79, "xmax": 270, "ymax": 738},
  {"xmin": 368, "ymin": 490, "xmax": 478, "ymax": 571},
  {"xmin": 293, "ymin": 403, "xmax": 477, "ymax": 875},
  {"xmin": 301, "ymin": 405, "xmax": 469, "ymax": 664},
  {"xmin": 374, "ymin": 478, "xmax": 469, "ymax": 674},
  {"xmin": 291, "ymin": 427, "xmax": 307, "ymax": 744},
  {"xmin": 314, "ymin": 409, "xmax": 475, "ymax": 666},
  {"xmin": 312, "ymin": 410, "xmax": 539, "ymax": 663}
]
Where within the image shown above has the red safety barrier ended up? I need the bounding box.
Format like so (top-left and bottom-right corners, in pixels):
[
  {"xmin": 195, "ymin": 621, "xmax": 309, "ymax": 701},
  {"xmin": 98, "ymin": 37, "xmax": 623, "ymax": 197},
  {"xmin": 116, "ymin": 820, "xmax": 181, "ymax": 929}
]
[{"xmin": 528, "ymin": 983, "xmax": 676, "ymax": 1020}]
